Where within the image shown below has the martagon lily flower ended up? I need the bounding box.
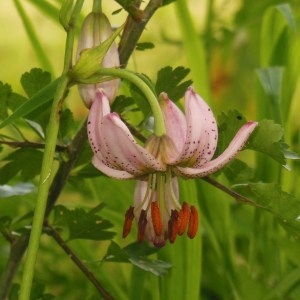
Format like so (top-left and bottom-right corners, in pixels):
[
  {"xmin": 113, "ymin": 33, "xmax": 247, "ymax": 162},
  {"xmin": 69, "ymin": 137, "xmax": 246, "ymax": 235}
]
[{"xmin": 87, "ymin": 87, "xmax": 258, "ymax": 247}]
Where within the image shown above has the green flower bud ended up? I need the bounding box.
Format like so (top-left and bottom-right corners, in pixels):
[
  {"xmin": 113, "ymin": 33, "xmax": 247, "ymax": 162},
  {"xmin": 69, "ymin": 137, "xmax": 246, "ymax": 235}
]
[{"xmin": 76, "ymin": 12, "xmax": 120, "ymax": 107}]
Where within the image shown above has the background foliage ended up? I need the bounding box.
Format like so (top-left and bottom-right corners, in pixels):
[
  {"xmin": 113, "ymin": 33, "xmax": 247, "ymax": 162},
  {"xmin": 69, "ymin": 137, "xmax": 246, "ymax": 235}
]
[{"xmin": 1, "ymin": 0, "xmax": 300, "ymax": 299}]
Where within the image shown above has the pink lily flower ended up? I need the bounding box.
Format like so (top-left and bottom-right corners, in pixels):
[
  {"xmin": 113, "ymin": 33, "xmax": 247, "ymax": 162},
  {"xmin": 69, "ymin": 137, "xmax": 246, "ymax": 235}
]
[{"xmin": 87, "ymin": 87, "xmax": 258, "ymax": 247}]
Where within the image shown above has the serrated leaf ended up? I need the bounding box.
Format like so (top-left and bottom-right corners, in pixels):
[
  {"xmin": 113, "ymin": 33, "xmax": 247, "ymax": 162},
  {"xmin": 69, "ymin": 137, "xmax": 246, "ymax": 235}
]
[
  {"xmin": 111, "ymin": 95, "xmax": 135, "ymax": 114},
  {"xmin": 104, "ymin": 241, "xmax": 171, "ymax": 276},
  {"xmin": 155, "ymin": 66, "xmax": 192, "ymax": 102},
  {"xmin": 104, "ymin": 240, "xmax": 130, "ymax": 262},
  {"xmin": 129, "ymin": 257, "xmax": 172, "ymax": 276},
  {"xmin": 222, "ymin": 159, "xmax": 254, "ymax": 184},
  {"xmin": 216, "ymin": 110, "xmax": 248, "ymax": 155},
  {"xmin": 8, "ymin": 92, "xmax": 28, "ymax": 112},
  {"xmin": 53, "ymin": 205, "xmax": 115, "ymax": 241},
  {"xmin": 0, "ymin": 77, "xmax": 59, "ymax": 129},
  {"xmin": 21, "ymin": 68, "xmax": 52, "ymax": 98},
  {"xmin": 234, "ymin": 182, "xmax": 300, "ymax": 240},
  {"xmin": 248, "ymin": 119, "xmax": 285, "ymax": 165},
  {"xmin": 0, "ymin": 149, "xmax": 43, "ymax": 184},
  {"xmin": 130, "ymin": 83, "xmax": 151, "ymax": 117},
  {"xmin": 217, "ymin": 111, "xmax": 287, "ymax": 165},
  {"xmin": 0, "ymin": 183, "xmax": 35, "ymax": 198}
]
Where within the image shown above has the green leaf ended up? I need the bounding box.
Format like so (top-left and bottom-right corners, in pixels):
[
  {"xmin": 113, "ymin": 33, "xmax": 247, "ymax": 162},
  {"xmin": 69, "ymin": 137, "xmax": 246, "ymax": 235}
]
[
  {"xmin": 261, "ymin": 3, "xmax": 296, "ymax": 67},
  {"xmin": 129, "ymin": 257, "xmax": 172, "ymax": 276},
  {"xmin": 20, "ymin": 68, "xmax": 52, "ymax": 98},
  {"xmin": 130, "ymin": 83, "xmax": 151, "ymax": 117},
  {"xmin": 104, "ymin": 241, "xmax": 131, "ymax": 262},
  {"xmin": 53, "ymin": 205, "xmax": 115, "ymax": 241},
  {"xmin": 155, "ymin": 66, "xmax": 193, "ymax": 102},
  {"xmin": 0, "ymin": 81, "xmax": 12, "ymax": 120},
  {"xmin": 256, "ymin": 67, "xmax": 283, "ymax": 123},
  {"xmin": 0, "ymin": 216, "xmax": 12, "ymax": 233},
  {"xmin": 257, "ymin": 67, "xmax": 283, "ymax": 99},
  {"xmin": 0, "ymin": 77, "xmax": 59, "ymax": 129},
  {"xmin": 222, "ymin": 159, "xmax": 255, "ymax": 184},
  {"xmin": 235, "ymin": 182, "xmax": 300, "ymax": 240},
  {"xmin": 104, "ymin": 241, "xmax": 171, "ymax": 276},
  {"xmin": 0, "ymin": 183, "xmax": 34, "ymax": 198},
  {"xmin": 276, "ymin": 3, "xmax": 297, "ymax": 32},
  {"xmin": 59, "ymin": 108, "xmax": 75, "ymax": 140},
  {"xmin": 111, "ymin": 95, "xmax": 135, "ymax": 114},
  {"xmin": 217, "ymin": 111, "xmax": 287, "ymax": 166},
  {"xmin": 248, "ymin": 119, "xmax": 285, "ymax": 165},
  {"xmin": 0, "ymin": 149, "xmax": 43, "ymax": 184},
  {"xmin": 217, "ymin": 110, "xmax": 248, "ymax": 155},
  {"xmin": 136, "ymin": 42, "xmax": 155, "ymax": 51}
]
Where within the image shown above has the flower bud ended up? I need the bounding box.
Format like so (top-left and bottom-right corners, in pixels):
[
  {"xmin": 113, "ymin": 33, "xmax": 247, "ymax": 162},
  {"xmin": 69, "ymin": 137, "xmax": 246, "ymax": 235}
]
[{"xmin": 77, "ymin": 12, "xmax": 120, "ymax": 107}]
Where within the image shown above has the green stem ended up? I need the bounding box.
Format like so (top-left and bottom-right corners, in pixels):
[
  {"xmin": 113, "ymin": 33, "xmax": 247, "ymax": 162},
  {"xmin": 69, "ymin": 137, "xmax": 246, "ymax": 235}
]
[
  {"xmin": 98, "ymin": 68, "xmax": 166, "ymax": 137},
  {"xmin": 18, "ymin": 1, "xmax": 84, "ymax": 299},
  {"xmin": 93, "ymin": 0, "xmax": 102, "ymax": 12}
]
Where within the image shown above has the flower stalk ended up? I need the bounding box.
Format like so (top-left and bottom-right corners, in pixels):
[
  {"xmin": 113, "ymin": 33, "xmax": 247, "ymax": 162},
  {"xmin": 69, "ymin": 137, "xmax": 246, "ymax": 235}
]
[
  {"xmin": 18, "ymin": 1, "xmax": 84, "ymax": 299},
  {"xmin": 97, "ymin": 68, "xmax": 167, "ymax": 137}
]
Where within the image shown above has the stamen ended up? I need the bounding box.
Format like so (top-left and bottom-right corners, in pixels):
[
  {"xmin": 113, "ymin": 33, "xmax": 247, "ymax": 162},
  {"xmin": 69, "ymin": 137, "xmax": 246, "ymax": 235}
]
[
  {"xmin": 137, "ymin": 209, "xmax": 147, "ymax": 242},
  {"xmin": 136, "ymin": 174, "xmax": 155, "ymax": 211},
  {"xmin": 168, "ymin": 210, "xmax": 178, "ymax": 243},
  {"xmin": 187, "ymin": 205, "xmax": 199, "ymax": 239},
  {"xmin": 122, "ymin": 206, "xmax": 134, "ymax": 238},
  {"xmin": 151, "ymin": 201, "xmax": 163, "ymax": 236},
  {"xmin": 177, "ymin": 202, "xmax": 190, "ymax": 235},
  {"xmin": 166, "ymin": 168, "xmax": 181, "ymax": 211}
]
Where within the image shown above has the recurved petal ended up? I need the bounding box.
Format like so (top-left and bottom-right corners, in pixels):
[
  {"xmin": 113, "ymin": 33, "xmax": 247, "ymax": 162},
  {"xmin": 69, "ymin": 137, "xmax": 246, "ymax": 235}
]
[
  {"xmin": 176, "ymin": 121, "xmax": 258, "ymax": 178},
  {"xmin": 185, "ymin": 87, "xmax": 218, "ymax": 168},
  {"xmin": 176, "ymin": 87, "xmax": 218, "ymax": 166},
  {"xmin": 87, "ymin": 90, "xmax": 110, "ymax": 155},
  {"xmin": 159, "ymin": 93, "xmax": 187, "ymax": 158},
  {"xmin": 101, "ymin": 113, "xmax": 165, "ymax": 175},
  {"xmin": 92, "ymin": 155, "xmax": 135, "ymax": 179}
]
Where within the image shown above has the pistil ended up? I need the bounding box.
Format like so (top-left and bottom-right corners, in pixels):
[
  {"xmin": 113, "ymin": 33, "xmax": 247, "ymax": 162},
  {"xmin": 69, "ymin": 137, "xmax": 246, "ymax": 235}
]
[{"xmin": 122, "ymin": 170, "xmax": 200, "ymax": 247}]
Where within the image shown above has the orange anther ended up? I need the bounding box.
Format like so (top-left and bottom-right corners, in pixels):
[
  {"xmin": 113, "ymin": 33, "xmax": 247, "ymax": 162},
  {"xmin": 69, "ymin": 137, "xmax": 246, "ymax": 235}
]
[
  {"xmin": 137, "ymin": 209, "xmax": 147, "ymax": 242},
  {"xmin": 168, "ymin": 210, "xmax": 178, "ymax": 243},
  {"xmin": 187, "ymin": 206, "xmax": 199, "ymax": 239},
  {"xmin": 151, "ymin": 201, "xmax": 163, "ymax": 236},
  {"xmin": 122, "ymin": 206, "xmax": 134, "ymax": 238},
  {"xmin": 177, "ymin": 202, "xmax": 190, "ymax": 235}
]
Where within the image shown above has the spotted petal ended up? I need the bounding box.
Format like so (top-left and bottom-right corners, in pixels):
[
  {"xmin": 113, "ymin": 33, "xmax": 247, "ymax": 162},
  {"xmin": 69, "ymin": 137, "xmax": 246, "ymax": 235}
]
[
  {"xmin": 175, "ymin": 87, "xmax": 218, "ymax": 166},
  {"xmin": 100, "ymin": 113, "xmax": 165, "ymax": 176},
  {"xmin": 185, "ymin": 87, "xmax": 218, "ymax": 168},
  {"xmin": 159, "ymin": 92, "xmax": 187, "ymax": 159},
  {"xmin": 176, "ymin": 121, "xmax": 258, "ymax": 177},
  {"xmin": 87, "ymin": 90, "xmax": 110, "ymax": 153},
  {"xmin": 87, "ymin": 91, "xmax": 135, "ymax": 179}
]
